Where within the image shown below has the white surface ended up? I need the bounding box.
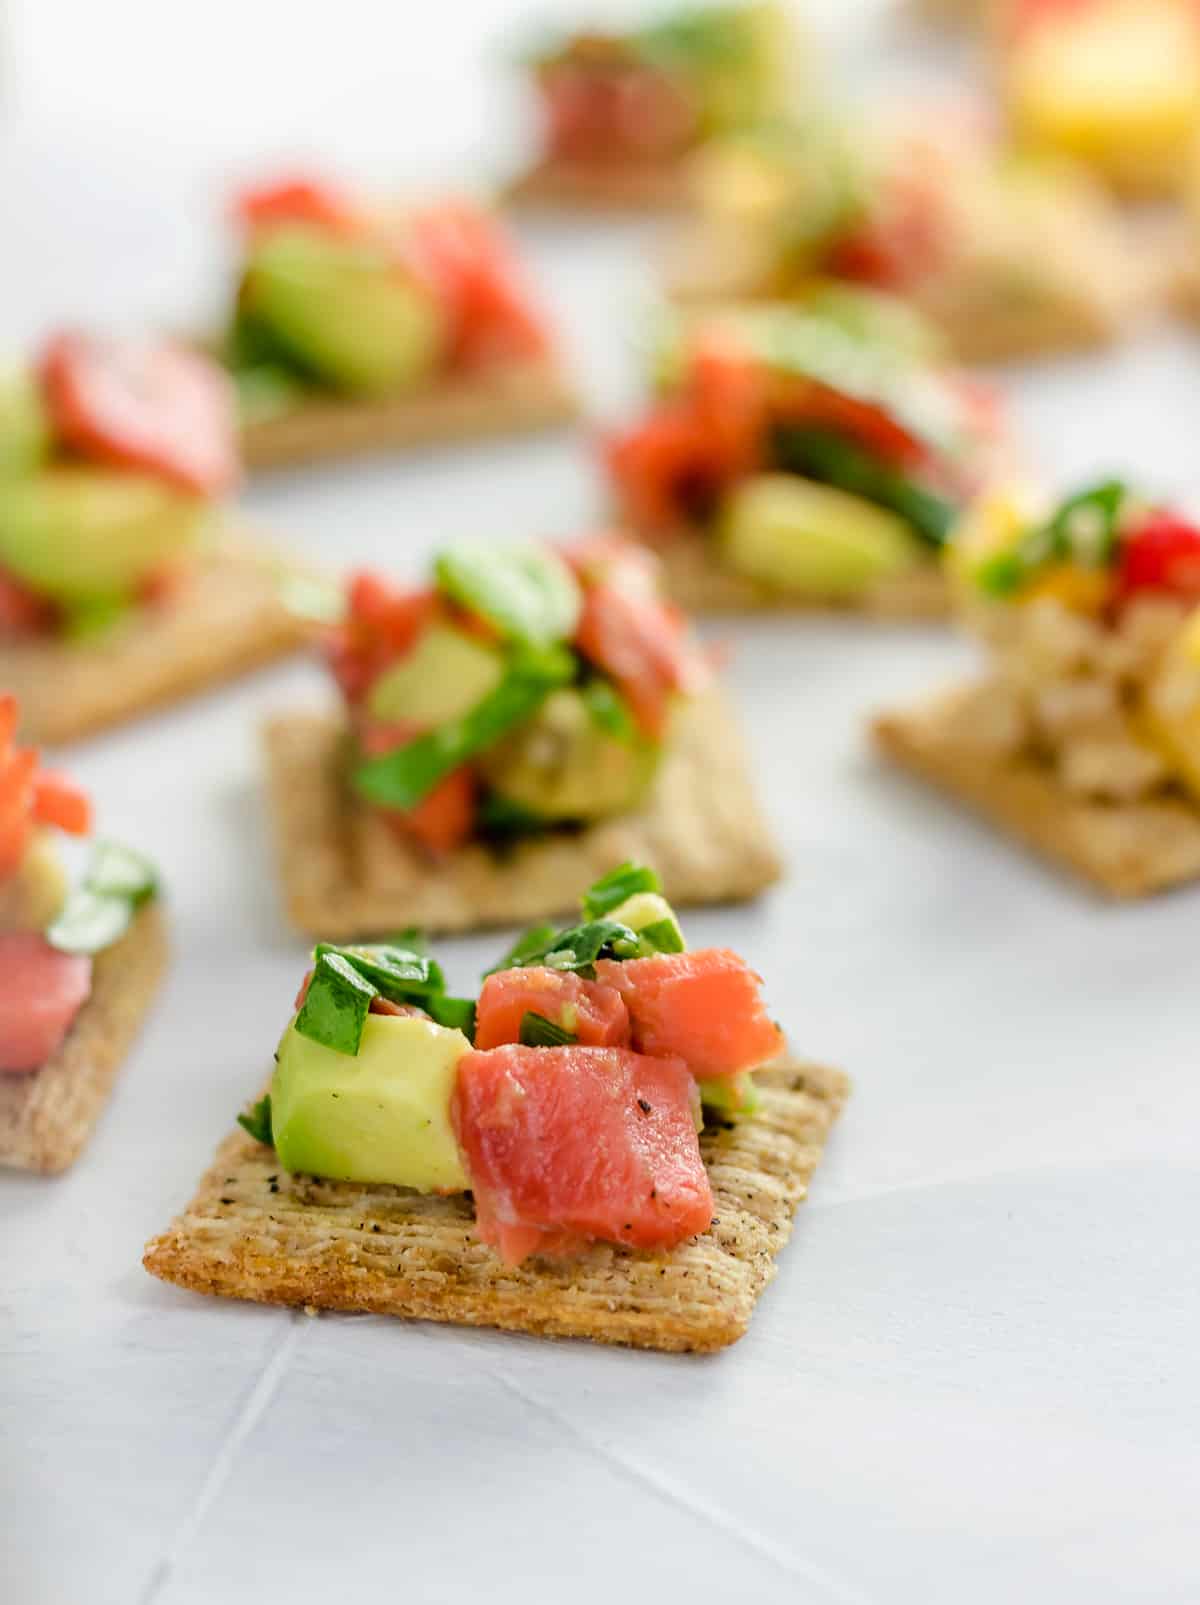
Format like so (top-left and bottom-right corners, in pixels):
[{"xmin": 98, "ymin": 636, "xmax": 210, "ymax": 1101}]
[{"xmin": 3, "ymin": 6, "xmax": 1200, "ymax": 1603}]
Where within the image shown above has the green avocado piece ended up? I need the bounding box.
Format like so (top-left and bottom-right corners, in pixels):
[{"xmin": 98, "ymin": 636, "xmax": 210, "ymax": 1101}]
[
  {"xmin": 0, "ymin": 366, "xmax": 51, "ymax": 479},
  {"xmin": 479, "ymin": 687, "xmax": 659, "ymax": 823},
  {"xmin": 271, "ymin": 1012, "xmax": 470, "ymax": 1191},
  {"xmin": 718, "ymin": 473, "xmax": 925, "ymax": 598},
  {"xmin": 699, "ymin": 1070, "xmax": 761, "ymax": 1120},
  {"xmin": 0, "ymin": 467, "xmax": 207, "ymax": 605},
  {"xmin": 353, "ymin": 644, "xmax": 574, "ymax": 812},
  {"xmin": 605, "ymin": 890, "xmax": 686, "ymax": 954},
  {"xmin": 241, "ymin": 225, "xmax": 445, "ymax": 395},
  {"xmin": 366, "ymin": 625, "xmax": 506, "ymax": 727}
]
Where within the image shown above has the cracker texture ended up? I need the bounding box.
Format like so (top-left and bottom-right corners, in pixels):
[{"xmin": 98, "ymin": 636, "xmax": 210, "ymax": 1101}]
[
  {"xmin": 143, "ymin": 1058, "xmax": 848, "ymax": 1352},
  {"xmin": 0, "ymin": 904, "xmax": 168, "ymax": 1173},
  {"xmin": 263, "ymin": 688, "xmax": 782, "ymax": 937},
  {"xmin": 654, "ymin": 536, "xmax": 948, "ymax": 618},
  {"xmin": 506, "ymin": 159, "xmax": 690, "ymax": 212},
  {"xmin": 874, "ymin": 687, "xmax": 1200, "ymax": 898},
  {"xmin": 241, "ymin": 360, "xmax": 578, "ymax": 470},
  {"xmin": 665, "ymin": 222, "xmax": 1150, "ymax": 363},
  {"xmin": 1, "ymin": 537, "xmax": 308, "ymax": 746}
]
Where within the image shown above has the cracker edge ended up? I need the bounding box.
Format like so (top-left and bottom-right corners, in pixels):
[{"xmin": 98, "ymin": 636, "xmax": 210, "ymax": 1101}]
[
  {"xmin": 0, "ymin": 535, "xmax": 311, "ymax": 747},
  {"xmin": 0, "ymin": 904, "xmax": 168, "ymax": 1173},
  {"xmin": 143, "ymin": 1059, "xmax": 849, "ymax": 1353},
  {"xmin": 873, "ymin": 689, "xmax": 1200, "ymax": 898},
  {"xmin": 505, "ymin": 158, "xmax": 692, "ymax": 213},
  {"xmin": 261, "ymin": 687, "xmax": 784, "ymax": 938},
  {"xmin": 240, "ymin": 359, "xmax": 579, "ymax": 470}
]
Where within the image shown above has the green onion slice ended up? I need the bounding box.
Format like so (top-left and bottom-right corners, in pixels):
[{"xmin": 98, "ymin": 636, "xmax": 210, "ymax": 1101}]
[
  {"xmin": 237, "ymin": 1094, "xmax": 273, "ymax": 1146},
  {"xmin": 518, "ymin": 1011, "xmax": 578, "ymax": 1048},
  {"xmin": 294, "ymin": 952, "xmax": 377, "ymax": 1056},
  {"xmin": 581, "ymin": 861, "xmax": 662, "ymax": 919}
]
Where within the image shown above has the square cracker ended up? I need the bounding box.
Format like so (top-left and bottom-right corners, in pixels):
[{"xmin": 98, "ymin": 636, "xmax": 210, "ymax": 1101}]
[
  {"xmin": 664, "ymin": 207, "xmax": 1151, "ymax": 365},
  {"xmin": 873, "ymin": 686, "xmax": 1200, "ymax": 898},
  {"xmin": 1, "ymin": 536, "xmax": 310, "ymax": 746},
  {"xmin": 143, "ymin": 1058, "xmax": 848, "ymax": 1352},
  {"xmin": 653, "ymin": 535, "xmax": 949, "ymax": 619},
  {"xmin": 263, "ymin": 687, "xmax": 782, "ymax": 937},
  {"xmin": 240, "ymin": 359, "xmax": 579, "ymax": 471},
  {"xmin": 505, "ymin": 158, "xmax": 691, "ymax": 213},
  {"xmin": 0, "ymin": 904, "xmax": 168, "ymax": 1173}
]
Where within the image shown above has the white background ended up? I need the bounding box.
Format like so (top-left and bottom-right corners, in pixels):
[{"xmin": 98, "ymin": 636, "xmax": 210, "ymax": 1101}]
[{"xmin": 2, "ymin": 4, "xmax": 1198, "ymax": 1602}]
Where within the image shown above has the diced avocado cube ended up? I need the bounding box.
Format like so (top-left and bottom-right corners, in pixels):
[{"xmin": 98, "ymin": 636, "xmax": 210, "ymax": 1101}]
[
  {"xmin": 699, "ymin": 1070, "xmax": 760, "ymax": 1120},
  {"xmin": 366, "ymin": 626, "xmax": 506, "ymax": 727},
  {"xmin": 605, "ymin": 890, "xmax": 686, "ymax": 954},
  {"xmin": 241, "ymin": 225, "xmax": 445, "ymax": 396},
  {"xmin": 479, "ymin": 688, "xmax": 659, "ymax": 823},
  {"xmin": 719, "ymin": 473, "xmax": 924, "ymax": 598},
  {"xmin": 0, "ymin": 366, "xmax": 51, "ymax": 479},
  {"xmin": 0, "ymin": 467, "xmax": 206, "ymax": 605},
  {"xmin": 271, "ymin": 1013, "xmax": 471, "ymax": 1191}
]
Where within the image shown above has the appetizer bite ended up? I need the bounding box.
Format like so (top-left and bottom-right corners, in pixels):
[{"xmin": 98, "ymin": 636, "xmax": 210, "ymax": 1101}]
[
  {"xmin": 669, "ymin": 104, "xmax": 1149, "ymax": 360},
  {"xmin": 605, "ymin": 297, "xmax": 1004, "ymax": 614},
  {"xmin": 265, "ymin": 534, "xmax": 780, "ymax": 934},
  {"xmin": 144, "ymin": 864, "xmax": 847, "ymax": 1351},
  {"xmin": 875, "ymin": 481, "xmax": 1200, "ymax": 896},
  {"xmin": 996, "ymin": 0, "xmax": 1200, "ymax": 197},
  {"xmin": 0, "ymin": 332, "xmax": 306, "ymax": 744},
  {"xmin": 222, "ymin": 179, "xmax": 577, "ymax": 468},
  {"xmin": 507, "ymin": 2, "xmax": 804, "ymax": 211},
  {"xmin": 0, "ymin": 696, "xmax": 166, "ymax": 1170}
]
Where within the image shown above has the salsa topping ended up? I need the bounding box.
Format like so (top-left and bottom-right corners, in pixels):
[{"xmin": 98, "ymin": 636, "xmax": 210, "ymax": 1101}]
[
  {"xmin": 253, "ymin": 864, "xmax": 782, "ymax": 1264},
  {"xmin": 322, "ymin": 537, "xmax": 709, "ymax": 853},
  {"xmin": 608, "ymin": 303, "xmax": 998, "ymax": 553},
  {"xmin": 963, "ymin": 480, "xmax": 1200, "ymax": 610},
  {"xmin": 528, "ymin": 3, "xmax": 797, "ymax": 168},
  {"xmin": 227, "ymin": 183, "xmax": 553, "ymax": 408}
]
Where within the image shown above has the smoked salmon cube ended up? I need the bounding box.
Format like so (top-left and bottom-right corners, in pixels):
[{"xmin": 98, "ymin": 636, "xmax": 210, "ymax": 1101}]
[
  {"xmin": 595, "ymin": 949, "xmax": 784, "ymax": 1079},
  {"xmin": 451, "ymin": 1044, "xmax": 712, "ymax": 1265}
]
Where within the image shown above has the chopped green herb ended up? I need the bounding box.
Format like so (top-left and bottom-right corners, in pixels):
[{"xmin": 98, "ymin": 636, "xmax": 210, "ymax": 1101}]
[
  {"xmin": 532, "ymin": 919, "xmax": 643, "ymax": 978},
  {"xmin": 771, "ymin": 425, "xmax": 957, "ymax": 547},
  {"xmin": 313, "ymin": 942, "xmax": 445, "ymax": 1002},
  {"xmin": 237, "ymin": 1094, "xmax": 273, "ymax": 1146},
  {"xmin": 426, "ymin": 994, "xmax": 477, "ymax": 1039},
  {"xmin": 486, "ymin": 923, "xmax": 559, "ymax": 977},
  {"xmin": 579, "ymin": 678, "xmax": 638, "ymax": 743},
  {"xmin": 352, "ymin": 646, "xmax": 574, "ymax": 811},
  {"xmin": 637, "ymin": 917, "xmax": 686, "ymax": 955},
  {"xmin": 294, "ymin": 951, "xmax": 377, "ymax": 1056},
  {"xmin": 434, "ymin": 540, "xmax": 581, "ymax": 648},
  {"xmin": 518, "ymin": 1011, "xmax": 578, "ymax": 1047},
  {"xmin": 581, "ymin": 861, "xmax": 662, "ymax": 919},
  {"xmin": 975, "ymin": 478, "xmax": 1129, "ymax": 597}
]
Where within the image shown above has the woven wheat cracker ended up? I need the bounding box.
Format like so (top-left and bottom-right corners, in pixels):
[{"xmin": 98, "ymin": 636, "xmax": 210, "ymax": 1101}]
[
  {"xmin": 144, "ymin": 1058, "xmax": 847, "ymax": 1351},
  {"xmin": 241, "ymin": 360, "xmax": 578, "ymax": 470},
  {"xmin": 506, "ymin": 160, "xmax": 690, "ymax": 213},
  {"xmin": 0, "ymin": 904, "xmax": 168, "ymax": 1172},
  {"xmin": 1, "ymin": 537, "xmax": 308, "ymax": 745},
  {"xmin": 874, "ymin": 688, "xmax": 1200, "ymax": 897},
  {"xmin": 263, "ymin": 687, "xmax": 782, "ymax": 937}
]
